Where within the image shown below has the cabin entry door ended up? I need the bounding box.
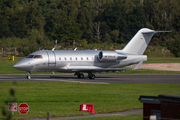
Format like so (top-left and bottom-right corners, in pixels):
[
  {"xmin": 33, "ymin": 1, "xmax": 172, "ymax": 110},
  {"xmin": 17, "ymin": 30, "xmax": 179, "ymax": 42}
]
[{"xmin": 46, "ymin": 51, "xmax": 56, "ymax": 67}]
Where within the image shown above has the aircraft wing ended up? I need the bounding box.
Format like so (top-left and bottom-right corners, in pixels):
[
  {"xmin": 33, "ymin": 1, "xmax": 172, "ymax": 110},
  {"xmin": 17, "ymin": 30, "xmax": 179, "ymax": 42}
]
[{"xmin": 60, "ymin": 66, "xmax": 132, "ymax": 72}]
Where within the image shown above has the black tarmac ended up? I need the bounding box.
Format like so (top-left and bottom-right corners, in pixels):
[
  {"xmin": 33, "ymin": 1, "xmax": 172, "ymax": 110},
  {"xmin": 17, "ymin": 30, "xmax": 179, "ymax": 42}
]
[
  {"xmin": 0, "ymin": 74, "xmax": 180, "ymax": 84},
  {"xmin": 23, "ymin": 109, "xmax": 143, "ymax": 120}
]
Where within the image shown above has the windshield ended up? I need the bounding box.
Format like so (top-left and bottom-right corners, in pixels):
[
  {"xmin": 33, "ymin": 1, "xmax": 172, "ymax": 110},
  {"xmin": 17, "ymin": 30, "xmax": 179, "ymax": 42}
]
[
  {"xmin": 26, "ymin": 55, "xmax": 42, "ymax": 58},
  {"xmin": 26, "ymin": 55, "xmax": 34, "ymax": 58}
]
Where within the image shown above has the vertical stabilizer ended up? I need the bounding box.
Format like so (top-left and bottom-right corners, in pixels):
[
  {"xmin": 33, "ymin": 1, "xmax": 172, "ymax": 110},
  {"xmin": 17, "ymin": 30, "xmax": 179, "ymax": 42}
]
[{"xmin": 122, "ymin": 28, "xmax": 170, "ymax": 55}]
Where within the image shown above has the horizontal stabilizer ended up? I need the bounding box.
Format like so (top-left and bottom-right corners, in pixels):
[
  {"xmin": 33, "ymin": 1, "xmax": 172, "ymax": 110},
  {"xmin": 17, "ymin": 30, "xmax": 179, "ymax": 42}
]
[{"xmin": 142, "ymin": 30, "xmax": 171, "ymax": 34}]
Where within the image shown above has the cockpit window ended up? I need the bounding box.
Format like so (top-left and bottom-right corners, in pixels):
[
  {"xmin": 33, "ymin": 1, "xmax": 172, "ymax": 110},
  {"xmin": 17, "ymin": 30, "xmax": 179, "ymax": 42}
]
[
  {"xmin": 34, "ymin": 55, "xmax": 43, "ymax": 58},
  {"xmin": 26, "ymin": 55, "xmax": 42, "ymax": 58},
  {"xmin": 26, "ymin": 55, "xmax": 34, "ymax": 58}
]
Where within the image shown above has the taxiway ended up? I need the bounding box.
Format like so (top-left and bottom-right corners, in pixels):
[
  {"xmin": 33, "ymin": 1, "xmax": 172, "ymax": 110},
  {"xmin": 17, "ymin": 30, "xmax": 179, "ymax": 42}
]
[{"xmin": 0, "ymin": 74, "xmax": 179, "ymax": 84}]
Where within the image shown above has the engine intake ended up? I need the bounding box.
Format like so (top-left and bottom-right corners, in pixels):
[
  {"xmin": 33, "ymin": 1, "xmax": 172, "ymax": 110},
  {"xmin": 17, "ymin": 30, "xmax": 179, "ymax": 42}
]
[{"xmin": 98, "ymin": 51, "xmax": 127, "ymax": 62}]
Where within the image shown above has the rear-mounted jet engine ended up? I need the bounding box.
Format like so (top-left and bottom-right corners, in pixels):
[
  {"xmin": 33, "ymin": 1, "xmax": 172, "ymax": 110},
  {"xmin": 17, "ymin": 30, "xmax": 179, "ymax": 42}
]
[{"xmin": 98, "ymin": 51, "xmax": 127, "ymax": 62}]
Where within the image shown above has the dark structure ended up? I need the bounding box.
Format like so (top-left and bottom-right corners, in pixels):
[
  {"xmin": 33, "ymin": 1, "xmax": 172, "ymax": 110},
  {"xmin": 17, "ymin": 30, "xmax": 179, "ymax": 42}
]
[{"xmin": 139, "ymin": 95, "xmax": 180, "ymax": 120}]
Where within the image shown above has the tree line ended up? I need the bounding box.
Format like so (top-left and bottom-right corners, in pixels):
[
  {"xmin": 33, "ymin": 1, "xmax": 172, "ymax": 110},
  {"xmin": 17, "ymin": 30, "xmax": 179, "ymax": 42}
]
[{"xmin": 0, "ymin": 0, "xmax": 180, "ymax": 57}]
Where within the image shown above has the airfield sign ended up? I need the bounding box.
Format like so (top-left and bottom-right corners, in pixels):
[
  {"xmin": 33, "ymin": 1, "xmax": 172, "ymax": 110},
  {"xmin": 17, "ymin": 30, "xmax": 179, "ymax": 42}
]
[
  {"xmin": 8, "ymin": 103, "xmax": 17, "ymax": 111},
  {"xmin": 18, "ymin": 103, "xmax": 29, "ymax": 115}
]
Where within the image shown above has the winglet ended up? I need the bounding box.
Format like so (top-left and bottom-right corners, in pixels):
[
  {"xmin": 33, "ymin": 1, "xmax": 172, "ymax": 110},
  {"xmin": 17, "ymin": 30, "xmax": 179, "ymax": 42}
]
[{"xmin": 133, "ymin": 61, "xmax": 143, "ymax": 70}]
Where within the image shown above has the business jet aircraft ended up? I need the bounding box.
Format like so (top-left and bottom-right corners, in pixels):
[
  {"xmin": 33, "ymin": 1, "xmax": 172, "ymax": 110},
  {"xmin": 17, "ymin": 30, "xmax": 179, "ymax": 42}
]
[{"xmin": 13, "ymin": 28, "xmax": 169, "ymax": 79}]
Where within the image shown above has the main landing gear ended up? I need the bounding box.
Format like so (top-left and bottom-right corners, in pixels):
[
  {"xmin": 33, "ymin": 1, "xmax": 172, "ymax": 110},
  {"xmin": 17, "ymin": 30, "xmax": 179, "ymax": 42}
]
[
  {"xmin": 27, "ymin": 71, "xmax": 31, "ymax": 79},
  {"xmin": 74, "ymin": 72, "xmax": 95, "ymax": 79},
  {"xmin": 88, "ymin": 72, "xmax": 95, "ymax": 79},
  {"xmin": 74, "ymin": 72, "xmax": 84, "ymax": 79}
]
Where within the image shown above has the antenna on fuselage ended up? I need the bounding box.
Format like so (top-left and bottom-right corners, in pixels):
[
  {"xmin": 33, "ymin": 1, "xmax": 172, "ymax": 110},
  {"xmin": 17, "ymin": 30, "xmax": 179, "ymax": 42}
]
[
  {"xmin": 74, "ymin": 47, "xmax": 77, "ymax": 51},
  {"xmin": 52, "ymin": 39, "xmax": 58, "ymax": 51}
]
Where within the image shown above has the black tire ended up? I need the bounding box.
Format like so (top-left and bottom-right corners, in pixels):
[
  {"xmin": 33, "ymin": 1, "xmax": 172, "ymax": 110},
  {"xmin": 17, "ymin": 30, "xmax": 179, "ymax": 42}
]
[
  {"xmin": 91, "ymin": 74, "xmax": 95, "ymax": 79},
  {"xmin": 89, "ymin": 74, "xmax": 95, "ymax": 79},
  {"xmin": 27, "ymin": 76, "xmax": 31, "ymax": 79},
  {"xmin": 79, "ymin": 74, "xmax": 84, "ymax": 78},
  {"xmin": 78, "ymin": 74, "xmax": 84, "ymax": 79}
]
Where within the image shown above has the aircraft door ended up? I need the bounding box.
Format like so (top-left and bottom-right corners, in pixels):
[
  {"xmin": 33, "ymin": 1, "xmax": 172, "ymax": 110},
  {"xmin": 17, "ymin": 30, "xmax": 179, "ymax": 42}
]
[{"xmin": 46, "ymin": 51, "xmax": 56, "ymax": 67}]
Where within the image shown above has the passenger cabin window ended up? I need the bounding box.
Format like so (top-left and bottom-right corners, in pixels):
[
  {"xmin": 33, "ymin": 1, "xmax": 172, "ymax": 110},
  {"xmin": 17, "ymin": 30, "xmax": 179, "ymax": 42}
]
[
  {"xmin": 75, "ymin": 57, "xmax": 77, "ymax": 60},
  {"xmin": 64, "ymin": 57, "xmax": 67, "ymax": 60},
  {"xmin": 70, "ymin": 57, "xmax": 72, "ymax": 60},
  {"xmin": 86, "ymin": 57, "xmax": 88, "ymax": 60},
  {"xmin": 81, "ymin": 57, "xmax": 83, "ymax": 60},
  {"xmin": 59, "ymin": 57, "xmax": 61, "ymax": 60}
]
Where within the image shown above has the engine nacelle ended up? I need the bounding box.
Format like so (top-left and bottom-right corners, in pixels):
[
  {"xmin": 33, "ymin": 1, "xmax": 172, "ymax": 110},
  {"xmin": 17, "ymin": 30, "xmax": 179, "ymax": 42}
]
[{"xmin": 98, "ymin": 51, "xmax": 127, "ymax": 62}]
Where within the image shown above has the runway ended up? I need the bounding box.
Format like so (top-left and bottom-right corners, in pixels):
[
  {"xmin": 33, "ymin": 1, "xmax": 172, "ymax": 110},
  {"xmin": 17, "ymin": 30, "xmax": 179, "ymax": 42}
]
[{"xmin": 0, "ymin": 74, "xmax": 180, "ymax": 84}]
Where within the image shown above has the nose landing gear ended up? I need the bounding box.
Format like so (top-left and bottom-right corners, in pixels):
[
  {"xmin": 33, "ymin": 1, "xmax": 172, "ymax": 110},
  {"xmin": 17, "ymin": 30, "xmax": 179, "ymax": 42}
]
[{"xmin": 27, "ymin": 71, "xmax": 31, "ymax": 79}]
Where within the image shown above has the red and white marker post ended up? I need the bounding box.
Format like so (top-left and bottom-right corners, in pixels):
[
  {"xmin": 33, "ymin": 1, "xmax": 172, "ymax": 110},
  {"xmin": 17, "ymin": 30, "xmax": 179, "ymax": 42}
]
[
  {"xmin": 18, "ymin": 103, "xmax": 29, "ymax": 115},
  {"xmin": 8, "ymin": 102, "xmax": 17, "ymax": 115},
  {"xmin": 80, "ymin": 104, "xmax": 95, "ymax": 113},
  {"xmin": 8, "ymin": 103, "xmax": 17, "ymax": 111}
]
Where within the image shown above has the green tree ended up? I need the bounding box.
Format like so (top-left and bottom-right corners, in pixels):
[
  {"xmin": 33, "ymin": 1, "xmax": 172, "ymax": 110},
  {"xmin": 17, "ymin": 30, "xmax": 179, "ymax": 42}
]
[
  {"xmin": 100, "ymin": 1, "xmax": 144, "ymax": 43},
  {"xmin": 56, "ymin": 0, "xmax": 80, "ymax": 20},
  {"xmin": 166, "ymin": 33, "xmax": 180, "ymax": 57},
  {"xmin": 0, "ymin": 14, "xmax": 9, "ymax": 38},
  {"xmin": 102, "ymin": 32, "xmax": 111, "ymax": 43},
  {"xmin": 51, "ymin": 17, "xmax": 82, "ymax": 45},
  {"xmin": 38, "ymin": 0, "xmax": 56, "ymax": 19},
  {"xmin": 110, "ymin": 30, "xmax": 119, "ymax": 43},
  {"xmin": 0, "ymin": 1, "xmax": 4, "ymax": 9},
  {"xmin": 24, "ymin": 1, "xmax": 45, "ymax": 33},
  {"xmin": 2, "ymin": 0, "xmax": 20, "ymax": 9},
  {"xmin": 38, "ymin": 0, "xmax": 56, "ymax": 38},
  {"xmin": 77, "ymin": 0, "xmax": 95, "ymax": 41}
]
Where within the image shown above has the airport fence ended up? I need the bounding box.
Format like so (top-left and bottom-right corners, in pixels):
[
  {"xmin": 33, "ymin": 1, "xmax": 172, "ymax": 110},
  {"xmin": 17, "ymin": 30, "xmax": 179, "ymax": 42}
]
[{"xmin": 1, "ymin": 47, "xmax": 24, "ymax": 57}]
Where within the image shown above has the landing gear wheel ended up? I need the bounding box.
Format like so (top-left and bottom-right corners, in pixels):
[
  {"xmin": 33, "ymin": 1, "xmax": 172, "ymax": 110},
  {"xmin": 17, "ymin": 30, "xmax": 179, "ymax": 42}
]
[
  {"xmin": 88, "ymin": 74, "xmax": 95, "ymax": 79},
  {"xmin": 78, "ymin": 74, "xmax": 84, "ymax": 79},
  {"xmin": 27, "ymin": 71, "xmax": 31, "ymax": 79},
  {"xmin": 27, "ymin": 75, "xmax": 31, "ymax": 79},
  {"xmin": 88, "ymin": 71, "xmax": 95, "ymax": 79}
]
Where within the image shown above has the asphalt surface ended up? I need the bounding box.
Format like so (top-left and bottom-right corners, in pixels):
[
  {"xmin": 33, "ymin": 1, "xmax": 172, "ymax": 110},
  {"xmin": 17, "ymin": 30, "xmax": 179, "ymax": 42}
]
[
  {"xmin": 0, "ymin": 74, "xmax": 180, "ymax": 84},
  {"xmin": 24, "ymin": 109, "xmax": 143, "ymax": 120}
]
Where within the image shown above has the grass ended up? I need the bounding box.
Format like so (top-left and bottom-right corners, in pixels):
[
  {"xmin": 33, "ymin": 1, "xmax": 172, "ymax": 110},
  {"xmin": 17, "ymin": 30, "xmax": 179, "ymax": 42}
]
[
  {"xmin": 0, "ymin": 82, "xmax": 180, "ymax": 119},
  {"xmin": 0, "ymin": 57, "xmax": 25, "ymax": 74},
  {"xmin": 0, "ymin": 56, "xmax": 180, "ymax": 74}
]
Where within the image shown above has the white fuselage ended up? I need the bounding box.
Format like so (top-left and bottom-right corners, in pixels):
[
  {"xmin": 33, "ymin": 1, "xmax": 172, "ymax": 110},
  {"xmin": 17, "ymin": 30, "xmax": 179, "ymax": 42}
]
[{"xmin": 13, "ymin": 50, "xmax": 147, "ymax": 72}]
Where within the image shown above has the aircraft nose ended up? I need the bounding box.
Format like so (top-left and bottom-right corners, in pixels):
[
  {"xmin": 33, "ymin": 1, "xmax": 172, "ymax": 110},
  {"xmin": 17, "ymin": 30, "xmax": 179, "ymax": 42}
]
[
  {"xmin": 13, "ymin": 64, "xmax": 21, "ymax": 69},
  {"xmin": 13, "ymin": 60, "xmax": 33, "ymax": 71},
  {"xmin": 13, "ymin": 62, "xmax": 24, "ymax": 69}
]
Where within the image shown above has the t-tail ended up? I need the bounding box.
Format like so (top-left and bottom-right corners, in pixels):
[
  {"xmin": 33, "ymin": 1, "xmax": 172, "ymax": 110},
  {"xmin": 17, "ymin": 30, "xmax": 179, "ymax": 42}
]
[{"xmin": 122, "ymin": 28, "xmax": 170, "ymax": 55}]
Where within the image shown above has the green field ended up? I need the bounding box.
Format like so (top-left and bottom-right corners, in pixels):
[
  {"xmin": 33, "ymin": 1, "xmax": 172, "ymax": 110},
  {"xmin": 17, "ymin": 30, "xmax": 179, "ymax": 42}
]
[
  {"xmin": 0, "ymin": 57, "xmax": 180, "ymax": 74},
  {"xmin": 0, "ymin": 82, "xmax": 180, "ymax": 119}
]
